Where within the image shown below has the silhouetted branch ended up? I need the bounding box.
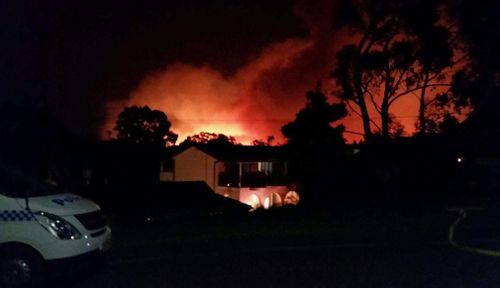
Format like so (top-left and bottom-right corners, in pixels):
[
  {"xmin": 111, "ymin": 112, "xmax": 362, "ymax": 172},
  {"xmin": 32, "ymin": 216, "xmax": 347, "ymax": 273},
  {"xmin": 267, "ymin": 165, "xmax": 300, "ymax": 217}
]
[{"xmin": 389, "ymin": 83, "xmax": 452, "ymax": 105}]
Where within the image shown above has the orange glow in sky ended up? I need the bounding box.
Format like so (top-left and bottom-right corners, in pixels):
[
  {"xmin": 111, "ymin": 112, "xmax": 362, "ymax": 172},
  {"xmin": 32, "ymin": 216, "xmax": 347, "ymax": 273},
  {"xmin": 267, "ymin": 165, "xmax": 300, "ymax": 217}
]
[
  {"xmin": 100, "ymin": 0, "xmax": 458, "ymax": 145},
  {"xmin": 101, "ymin": 1, "xmax": 342, "ymax": 144},
  {"xmin": 102, "ymin": 37, "xmax": 317, "ymax": 144}
]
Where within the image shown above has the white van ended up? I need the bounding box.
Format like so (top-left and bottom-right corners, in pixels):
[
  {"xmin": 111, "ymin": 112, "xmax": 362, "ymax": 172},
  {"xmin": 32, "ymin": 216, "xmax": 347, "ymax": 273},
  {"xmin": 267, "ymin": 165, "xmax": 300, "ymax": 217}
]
[{"xmin": 0, "ymin": 170, "xmax": 111, "ymax": 288}]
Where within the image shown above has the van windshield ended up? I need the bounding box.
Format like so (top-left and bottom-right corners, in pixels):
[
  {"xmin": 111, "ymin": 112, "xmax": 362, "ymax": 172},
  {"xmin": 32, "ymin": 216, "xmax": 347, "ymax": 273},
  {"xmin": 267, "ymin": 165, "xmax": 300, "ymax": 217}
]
[{"xmin": 0, "ymin": 172, "xmax": 61, "ymax": 198}]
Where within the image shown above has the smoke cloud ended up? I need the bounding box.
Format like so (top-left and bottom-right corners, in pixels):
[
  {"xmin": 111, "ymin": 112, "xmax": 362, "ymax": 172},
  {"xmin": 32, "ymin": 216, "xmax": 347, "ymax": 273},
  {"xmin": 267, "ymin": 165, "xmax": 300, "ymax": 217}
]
[
  {"xmin": 102, "ymin": 0, "xmax": 420, "ymax": 144},
  {"xmin": 102, "ymin": 0, "xmax": 342, "ymax": 144}
]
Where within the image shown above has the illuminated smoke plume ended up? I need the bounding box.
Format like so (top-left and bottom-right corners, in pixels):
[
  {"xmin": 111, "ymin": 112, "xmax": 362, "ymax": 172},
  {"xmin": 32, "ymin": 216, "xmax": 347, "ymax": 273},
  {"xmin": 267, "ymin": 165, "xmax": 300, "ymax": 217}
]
[
  {"xmin": 101, "ymin": 0, "xmax": 345, "ymax": 144},
  {"xmin": 102, "ymin": 0, "xmax": 423, "ymax": 144}
]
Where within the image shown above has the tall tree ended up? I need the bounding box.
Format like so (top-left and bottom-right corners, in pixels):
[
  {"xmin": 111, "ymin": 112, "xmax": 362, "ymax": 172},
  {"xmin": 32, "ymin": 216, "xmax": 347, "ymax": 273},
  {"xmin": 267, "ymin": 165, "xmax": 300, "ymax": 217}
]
[
  {"xmin": 332, "ymin": 0, "xmax": 458, "ymax": 138},
  {"xmin": 450, "ymin": 0, "xmax": 500, "ymax": 124},
  {"xmin": 114, "ymin": 105, "xmax": 177, "ymax": 147},
  {"xmin": 282, "ymin": 85, "xmax": 347, "ymax": 207},
  {"xmin": 282, "ymin": 85, "xmax": 347, "ymax": 147},
  {"xmin": 443, "ymin": 0, "xmax": 500, "ymax": 160}
]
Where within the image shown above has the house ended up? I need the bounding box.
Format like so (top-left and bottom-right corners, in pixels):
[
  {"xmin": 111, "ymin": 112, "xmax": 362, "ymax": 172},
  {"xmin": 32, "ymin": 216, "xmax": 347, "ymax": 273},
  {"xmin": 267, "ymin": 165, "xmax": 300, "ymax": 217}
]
[{"xmin": 163, "ymin": 144, "xmax": 299, "ymax": 209}]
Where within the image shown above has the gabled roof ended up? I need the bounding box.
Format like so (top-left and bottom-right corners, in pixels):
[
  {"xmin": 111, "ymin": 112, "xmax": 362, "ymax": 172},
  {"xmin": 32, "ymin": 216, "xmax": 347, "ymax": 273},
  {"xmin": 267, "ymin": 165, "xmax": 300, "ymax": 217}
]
[{"xmin": 171, "ymin": 144, "xmax": 289, "ymax": 162}]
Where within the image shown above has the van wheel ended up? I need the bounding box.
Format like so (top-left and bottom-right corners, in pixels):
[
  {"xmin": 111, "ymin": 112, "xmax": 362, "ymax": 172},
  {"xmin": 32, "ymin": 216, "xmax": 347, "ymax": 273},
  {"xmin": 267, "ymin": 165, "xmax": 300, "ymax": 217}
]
[{"xmin": 0, "ymin": 245, "xmax": 46, "ymax": 288}]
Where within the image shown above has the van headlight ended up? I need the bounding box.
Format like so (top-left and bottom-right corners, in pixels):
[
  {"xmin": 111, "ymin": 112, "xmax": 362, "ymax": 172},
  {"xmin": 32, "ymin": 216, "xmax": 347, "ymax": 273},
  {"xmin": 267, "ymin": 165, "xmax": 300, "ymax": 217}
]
[{"xmin": 35, "ymin": 211, "xmax": 82, "ymax": 240}]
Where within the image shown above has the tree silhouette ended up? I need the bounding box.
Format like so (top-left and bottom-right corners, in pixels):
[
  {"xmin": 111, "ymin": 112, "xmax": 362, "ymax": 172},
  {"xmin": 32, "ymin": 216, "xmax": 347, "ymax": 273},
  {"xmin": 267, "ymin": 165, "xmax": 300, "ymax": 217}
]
[
  {"xmin": 251, "ymin": 136, "xmax": 275, "ymax": 146},
  {"xmin": 281, "ymin": 85, "xmax": 347, "ymax": 207},
  {"xmin": 332, "ymin": 0, "xmax": 460, "ymax": 138},
  {"xmin": 282, "ymin": 86, "xmax": 347, "ymax": 147},
  {"xmin": 180, "ymin": 132, "xmax": 238, "ymax": 146},
  {"xmin": 450, "ymin": 0, "xmax": 500, "ymax": 124},
  {"xmin": 114, "ymin": 106, "xmax": 177, "ymax": 147},
  {"xmin": 445, "ymin": 0, "xmax": 500, "ymax": 161}
]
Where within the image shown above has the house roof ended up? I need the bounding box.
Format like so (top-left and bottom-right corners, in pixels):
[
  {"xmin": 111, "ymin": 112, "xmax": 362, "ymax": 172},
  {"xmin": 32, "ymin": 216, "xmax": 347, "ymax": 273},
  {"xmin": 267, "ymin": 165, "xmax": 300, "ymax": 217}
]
[
  {"xmin": 172, "ymin": 144, "xmax": 290, "ymax": 162},
  {"xmin": 155, "ymin": 181, "xmax": 251, "ymax": 212}
]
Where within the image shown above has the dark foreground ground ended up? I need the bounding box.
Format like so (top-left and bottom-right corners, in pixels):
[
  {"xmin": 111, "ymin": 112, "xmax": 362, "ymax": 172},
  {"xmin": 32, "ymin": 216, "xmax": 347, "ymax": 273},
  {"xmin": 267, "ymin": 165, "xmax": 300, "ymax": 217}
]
[
  {"xmin": 54, "ymin": 207, "xmax": 500, "ymax": 288},
  {"xmin": 73, "ymin": 241, "xmax": 500, "ymax": 288}
]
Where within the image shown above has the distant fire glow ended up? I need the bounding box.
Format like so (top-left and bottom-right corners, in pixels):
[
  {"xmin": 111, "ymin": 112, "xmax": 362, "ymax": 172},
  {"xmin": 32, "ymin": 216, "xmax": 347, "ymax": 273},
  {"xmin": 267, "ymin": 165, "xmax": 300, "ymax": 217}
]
[
  {"xmin": 101, "ymin": 1, "xmax": 342, "ymax": 144},
  {"xmin": 103, "ymin": 38, "xmax": 314, "ymax": 144},
  {"xmin": 101, "ymin": 0, "xmax": 437, "ymax": 144}
]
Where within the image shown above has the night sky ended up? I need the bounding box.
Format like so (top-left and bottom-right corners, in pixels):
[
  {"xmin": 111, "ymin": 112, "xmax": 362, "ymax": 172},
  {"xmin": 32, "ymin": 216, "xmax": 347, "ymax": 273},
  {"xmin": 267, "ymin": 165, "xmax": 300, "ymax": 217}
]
[{"xmin": 1, "ymin": 0, "xmax": 424, "ymax": 143}]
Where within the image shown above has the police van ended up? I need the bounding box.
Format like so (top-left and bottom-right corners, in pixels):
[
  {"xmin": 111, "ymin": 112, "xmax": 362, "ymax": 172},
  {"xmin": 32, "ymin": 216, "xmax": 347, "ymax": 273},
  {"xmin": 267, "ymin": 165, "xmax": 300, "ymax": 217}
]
[{"xmin": 0, "ymin": 168, "xmax": 111, "ymax": 288}]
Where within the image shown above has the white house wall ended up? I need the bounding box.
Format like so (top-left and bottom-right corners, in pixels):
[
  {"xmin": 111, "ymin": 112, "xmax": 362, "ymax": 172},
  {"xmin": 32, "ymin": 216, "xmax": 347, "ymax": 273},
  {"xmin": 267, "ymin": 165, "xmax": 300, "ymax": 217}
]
[{"xmin": 174, "ymin": 147, "xmax": 216, "ymax": 188}]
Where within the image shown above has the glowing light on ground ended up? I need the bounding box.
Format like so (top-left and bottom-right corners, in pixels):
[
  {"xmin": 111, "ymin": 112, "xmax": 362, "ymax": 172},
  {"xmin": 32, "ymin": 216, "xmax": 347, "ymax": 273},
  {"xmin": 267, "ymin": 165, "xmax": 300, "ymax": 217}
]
[
  {"xmin": 246, "ymin": 194, "xmax": 262, "ymax": 210},
  {"xmin": 284, "ymin": 191, "xmax": 300, "ymax": 205},
  {"xmin": 270, "ymin": 192, "xmax": 283, "ymax": 207},
  {"xmin": 263, "ymin": 197, "xmax": 270, "ymax": 209}
]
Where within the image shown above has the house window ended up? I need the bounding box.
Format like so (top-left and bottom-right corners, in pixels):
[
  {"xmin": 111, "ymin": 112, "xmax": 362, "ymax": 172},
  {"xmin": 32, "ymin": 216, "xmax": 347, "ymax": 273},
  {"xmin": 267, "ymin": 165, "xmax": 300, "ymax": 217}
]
[
  {"xmin": 218, "ymin": 161, "xmax": 290, "ymax": 188},
  {"xmin": 267, "ymin": 162, "xmax": 288, "ymax": 186},
  {"xmin": 259, "ymin": 162, "xmax": 272, "ymax": 174},
  {"xmin": 241, "ymin": 162, "xmax": 267, "ymax": 188},
  {"xmin": 218, "ymin": 162, "xmax": 239, "ymax": 187},
  {"xmin": 242, "ymin": 163, "xmax": 259, "ymax": 173}
]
